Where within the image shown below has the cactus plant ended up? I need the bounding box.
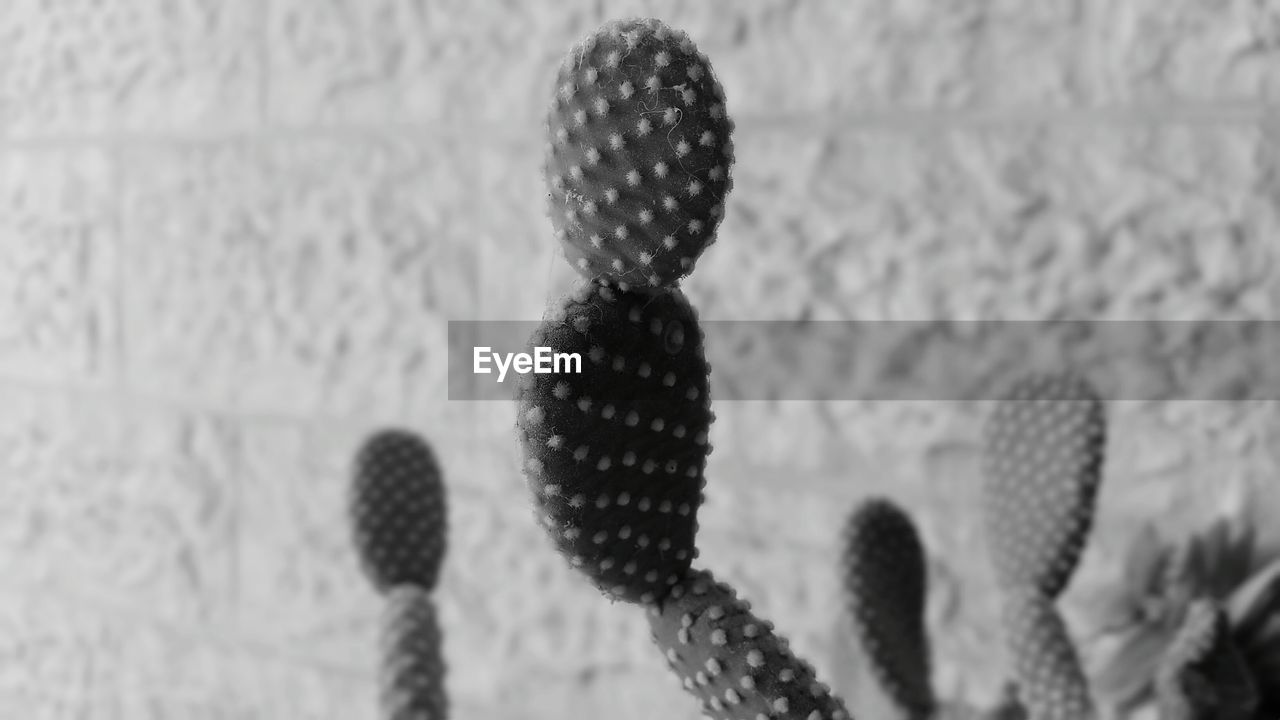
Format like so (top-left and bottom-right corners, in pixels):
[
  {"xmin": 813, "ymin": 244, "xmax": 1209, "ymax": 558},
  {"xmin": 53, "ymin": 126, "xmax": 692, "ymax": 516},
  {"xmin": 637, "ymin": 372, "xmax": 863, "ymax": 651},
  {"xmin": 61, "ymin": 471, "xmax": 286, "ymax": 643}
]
[
  {"xmin": 349, "ymin": 429, "xmax": 450, "ymax": 719},
  {"xmin": 350, "ymin": 429, "xmax": 449, "ymax": 594},
  {"xmin": 647, "ymin": 568, "xmax": 851, "ymax": 720},
  {"xmin": 516, "ymin": 278, "xmax": 712, "ymax": 604},
  {"xmin": 1002, "ymin": 588, "xmax": 1095, "ymax": 720},
  {"xmin": 981, "ymin": 373, "xmax": 1107, "ymax": 720},
  {"xmin": 513, "ymin": 13, "xmax": 1280, "ymax": 720},
  {"xmin": 380, "ymin": 585, "xmax": 449, "ymax": 720},
  {"xmin": 981, "ymin": 373, "xmax": 1106, "ymax": 600},
  {"xmin": 840, "ymin": 497, "xmax": 936, "ymax": 720},
  {"xmin": 544, "ymin": 17, "xmax": 735, "ymax": 288}
]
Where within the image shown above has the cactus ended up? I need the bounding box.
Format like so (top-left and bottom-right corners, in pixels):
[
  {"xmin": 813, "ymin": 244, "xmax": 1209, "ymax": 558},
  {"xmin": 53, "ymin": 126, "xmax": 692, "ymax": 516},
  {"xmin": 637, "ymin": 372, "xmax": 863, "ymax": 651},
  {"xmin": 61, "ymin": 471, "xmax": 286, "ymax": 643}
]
[
  {"xmin": 350, "ymin": 429, "xmax": 449, "ymax": 594},
  {"xmin": 1154, "ymin": 599, "xmax": 1258, "ymax": 720},
  {"xmin": 647, "ymin": 568, "xmax": 851, "ymax": 720},
  {"xmin": 350, "ymin": 429, "xmax": 449, "ymax": 719},
  {"xmin": 981, "ymin": 373, "xmax": 1106, "ymax": 720},
  {"xmin": 1002, "ymin": 588, "xmax": 1094, "ymax": 720},
  {"xmin": 379, "ymin": 585, "xmax": 449, "ymax": 720},
  {"xmin": 519, "ymin": 14, "xmax": 1280, "ymax": 720},
  {"xmin": 981, "ymin": 372, "xmax": 1106, "ymax": 600},
  {"xmin": 516, "ymin": 278, "xmax": 712, "ymax": 604},
  {"xmin": 840, "ymin": 497, "xmax": 936, "ymax": 720},
  {"xmin": 544, "ymin": 17, "xmax": 735, "ymax": 288}
]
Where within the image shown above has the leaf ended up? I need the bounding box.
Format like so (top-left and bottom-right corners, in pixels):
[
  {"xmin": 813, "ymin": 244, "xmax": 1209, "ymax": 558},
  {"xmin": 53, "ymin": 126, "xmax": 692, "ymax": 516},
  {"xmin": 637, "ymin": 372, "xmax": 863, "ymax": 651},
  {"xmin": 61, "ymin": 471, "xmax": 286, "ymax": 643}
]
[
  {"xmin": 1226, "ymin": 558, "xmax": 1280, "ymax": 641},
  {"xmin": 1200, "ymin": 515, "xmax": 1256, "ymax": 600},
  {"xmin": 1089, "ymin": 618, "xmax": 1183, "ymax": 709}
]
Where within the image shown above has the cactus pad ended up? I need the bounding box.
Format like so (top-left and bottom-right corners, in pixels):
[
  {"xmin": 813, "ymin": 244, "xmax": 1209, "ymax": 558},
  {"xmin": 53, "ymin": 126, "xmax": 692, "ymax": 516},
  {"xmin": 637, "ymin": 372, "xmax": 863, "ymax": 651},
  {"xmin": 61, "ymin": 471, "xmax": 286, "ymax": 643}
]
[
  {"xmin": 544, "ymin": 17, "xmax": 735, "ymax": 288},
  {"xmin": 982, "ymin": 372, "xmax": 1106, "ymax": 599},
  {"xmin": 647, "ymin": 569, "xmax": 851, "ymax": 720},
  {"xmin": 1003, "ymin": 588, "xmax": 1094, "ymax": 720},
  {"xmin": 350, "ymin": 429, "xmax": 448, "ymax": 594},
  {"xmin": 380, "ymin": 585, "xmax": 448, "ymax": 720},
  {"xmin": 840, "ymin": 497, "xmax": 936, "ymax": 719},
  {"xmin": 516, "ymin": 280, "xmax": 712, "ymax": 604}
]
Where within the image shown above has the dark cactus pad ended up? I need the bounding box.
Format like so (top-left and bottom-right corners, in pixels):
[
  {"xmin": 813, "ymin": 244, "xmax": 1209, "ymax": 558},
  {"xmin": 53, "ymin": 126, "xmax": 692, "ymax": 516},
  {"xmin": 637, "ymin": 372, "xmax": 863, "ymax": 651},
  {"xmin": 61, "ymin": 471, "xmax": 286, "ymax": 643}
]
[
  {"xmin": 516, "ymin": 279, "xmax": 712, "ymax": 604},
  {"xmin": 1003, "ymin": 588, "xmax": 1094, "ymax": 720},
  {"xmin": 380, "ymin": 585, "xmax": 448, "ymax": 720},
  {"xmin": 647, "ymin": 569, "xmax": 852, "ymax": 720},
  {"xmin": 982, "ymin": 372, "xmax": 1106, "ymax": 599},
  {"xmin": 545, "ymin": 17, "xmax": 734, "ymax": 288},
  {"xmin": 841, "ymin": 497, "xmax": 936, "ymax": 719},
  {"xmin": 1155, "ymin": 599, "xmax": 1258, "ymax": 720},
  {"xmin": 350, "ymin": 429, "xmax": 448, "ymax": 594}
]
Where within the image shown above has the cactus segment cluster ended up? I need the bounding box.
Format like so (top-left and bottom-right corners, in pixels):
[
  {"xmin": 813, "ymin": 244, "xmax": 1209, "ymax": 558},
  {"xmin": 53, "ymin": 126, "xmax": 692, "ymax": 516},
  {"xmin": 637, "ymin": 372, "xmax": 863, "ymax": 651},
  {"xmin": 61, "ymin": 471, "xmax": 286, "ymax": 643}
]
[
  {"xmin": 521, "ymin": 21, "xmax": 859, "ymax": 720},
  {"xmin": 349, "ymin": 429, "xmax": 450, "ymax": 720},
  {"xmin": 981, "ymin": 373, "xmax": 1108, "ymax": 720},
  {"xmin": 1154, "ymin": 599, "xmax": 1258, "ymax": 720},
  {"xmin": 840, "ymin": 497, "xmax": 936, "ymax": 720},
  {"xmin": 516, "ymin": 279, "xmax": 712, "ymax": 604},
  {"xmin": 1002, "ymin": 589, "xmax": 1094, "ymax": 720},
  {"xmin": 544, "ymin": 17, "xmax": 735, "ymax": 288},
  {"xmin": 647, "ymin": 569, "xmax": 852, "ymax": 720},
  {"xmin": 981, "ymin": 373, "xmax": 1106, "ymax": 600},
  {"xmin": 381, "ymin": 585, "xmax": 449, "ymax": 720},
  {"xmin": 350, "ymin": 429, "xmax": 449, "ymax": 593}
]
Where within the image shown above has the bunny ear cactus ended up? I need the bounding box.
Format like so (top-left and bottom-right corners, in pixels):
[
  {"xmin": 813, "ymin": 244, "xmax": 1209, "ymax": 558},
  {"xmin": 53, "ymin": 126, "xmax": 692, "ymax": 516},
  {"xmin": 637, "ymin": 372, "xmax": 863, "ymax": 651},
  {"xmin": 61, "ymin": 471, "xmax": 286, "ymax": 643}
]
[
  {"xmin": 349, "ymin": 429, "xmax": 450, "ymax": 720},
  {"xmin": 840, "ymin": 497, "xmax": 936, "ymax": 720},
  {"xmin": 1154, "ymin": 599, "xmax": 1258, "ymax": 720},
  {"xmin": 1002, "ymin": 588, "xmax": 1095, "ymax": 720},
  {"xmin": 982, "ymin": 372, "xmax": 1107, "ymax": 720},
  {"xmin": 647, "ymin": 569, "xmax": 852, "ymax": 720},
  {"xmin": 350, "ymin": 429, "xmax": 449, "ymax": 593},
  {"xmin": 381, "ymin": 585, "xmax": 449, "ymax": 720},
  {"xmin": 981, "ymin": 373, "xmax": 1106, "ymax": 600},
  {"xmin": 544, "ymin": 17, "xmax": 735, "ymax": 288},
  {"xmin": 515, "ymin": 279, "xmax": 712, "ymax": 604}
]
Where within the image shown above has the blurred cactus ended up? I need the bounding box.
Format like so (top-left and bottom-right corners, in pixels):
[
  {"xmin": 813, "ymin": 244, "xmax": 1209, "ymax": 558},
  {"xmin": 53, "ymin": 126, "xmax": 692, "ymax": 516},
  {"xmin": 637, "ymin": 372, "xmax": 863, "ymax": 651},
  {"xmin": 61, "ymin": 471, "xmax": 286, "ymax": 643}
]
[
  {"xmin": 1003, "ymin": 588, "xmax": 1095, "ymax": 720},
  {"xmin": 350, "ymin": 429, "xmax": 449, "ymax": 594},
  {"xmin": 981, "ymin": 373, "xmax": 1106, "ymax": 601},
  {"xmin": 519, "ymin": 16, "xmax": 850, "ymax": 719},
  {"xmin": 381, "ymin": 585, "xmax": 449, "ymax": 720},
  {"xmin": 981, "ymin": 373, "xmax": 1107, "ymax": 720},
  {"xmin": 840, "ymin": 497, "xmax": 936, "ymax": 720},
  {"xmin": 350, "ymin": 429, "xmax": 450, "ymax": 720}
]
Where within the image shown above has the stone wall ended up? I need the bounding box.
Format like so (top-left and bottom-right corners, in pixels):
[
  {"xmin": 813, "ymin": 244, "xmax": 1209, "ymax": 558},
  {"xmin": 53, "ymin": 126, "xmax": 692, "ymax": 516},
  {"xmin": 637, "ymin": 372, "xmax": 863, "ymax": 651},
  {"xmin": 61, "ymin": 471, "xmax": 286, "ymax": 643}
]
[{"xmin": 1, "ymin": 1, "xmax": 1277, "ymax": 717}]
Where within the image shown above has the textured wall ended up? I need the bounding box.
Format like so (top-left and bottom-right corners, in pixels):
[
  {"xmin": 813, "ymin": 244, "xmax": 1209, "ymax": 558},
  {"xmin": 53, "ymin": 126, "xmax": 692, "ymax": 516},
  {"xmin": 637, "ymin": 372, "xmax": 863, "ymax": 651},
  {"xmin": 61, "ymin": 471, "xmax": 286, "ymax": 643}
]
[{"xmin": 1, "ymin": 1, "xmax": 1278, "ymax": 718}]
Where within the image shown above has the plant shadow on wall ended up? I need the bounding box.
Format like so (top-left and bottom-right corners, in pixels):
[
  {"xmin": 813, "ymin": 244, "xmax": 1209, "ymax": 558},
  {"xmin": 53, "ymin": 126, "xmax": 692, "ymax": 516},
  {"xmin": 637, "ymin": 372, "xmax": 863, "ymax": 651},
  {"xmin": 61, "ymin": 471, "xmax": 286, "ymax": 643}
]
[{"xmin": 342, "ymin": 16, "xmax": 1280, "ymax": 720}]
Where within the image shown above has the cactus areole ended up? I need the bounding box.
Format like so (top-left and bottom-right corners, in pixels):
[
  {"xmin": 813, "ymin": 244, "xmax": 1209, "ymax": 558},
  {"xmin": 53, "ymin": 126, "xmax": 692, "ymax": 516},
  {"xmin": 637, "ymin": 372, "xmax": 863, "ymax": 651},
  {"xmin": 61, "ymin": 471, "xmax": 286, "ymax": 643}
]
[{"xmin": 544, "ymin": 17, "xmax": 735, "ymax": 288}]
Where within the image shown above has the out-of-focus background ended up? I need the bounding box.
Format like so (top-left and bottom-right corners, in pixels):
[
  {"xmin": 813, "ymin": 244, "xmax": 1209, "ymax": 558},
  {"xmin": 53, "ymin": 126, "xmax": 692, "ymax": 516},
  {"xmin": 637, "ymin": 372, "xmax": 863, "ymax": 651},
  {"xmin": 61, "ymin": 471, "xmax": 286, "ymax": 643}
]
[{"xmin": 1, "ymin": 1, "xmax": 1278, "ymax": 718}]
